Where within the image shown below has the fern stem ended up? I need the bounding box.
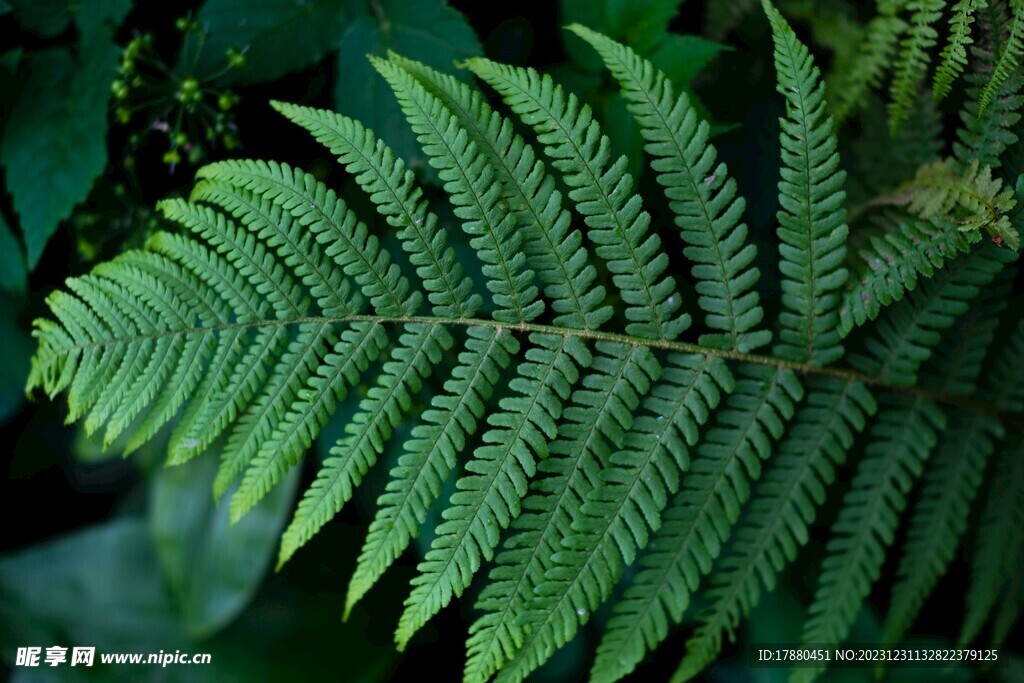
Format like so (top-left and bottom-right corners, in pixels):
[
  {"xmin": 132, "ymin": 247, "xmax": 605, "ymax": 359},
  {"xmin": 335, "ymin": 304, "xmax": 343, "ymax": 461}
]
[{"xmin": 37, "ymin": 312, "xmax": 1022, "ymax": 428}]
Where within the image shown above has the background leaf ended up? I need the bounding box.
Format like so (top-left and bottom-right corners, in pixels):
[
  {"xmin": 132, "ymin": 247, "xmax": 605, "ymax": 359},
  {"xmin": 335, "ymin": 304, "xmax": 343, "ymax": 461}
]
[
  {"xmin": 0, "ymin": 0, "xmax": 128, "ymax": 268},
  {"xmin": 149, "ymin": 455, "xmax": 301, "ymax": 639},
  {"xmin": 194, "ymin": 0, "xmax": 348, "ymax": 84},
  {"xmin": 333, "ymin": 0, "xmax": 482, "ymax": 174}
]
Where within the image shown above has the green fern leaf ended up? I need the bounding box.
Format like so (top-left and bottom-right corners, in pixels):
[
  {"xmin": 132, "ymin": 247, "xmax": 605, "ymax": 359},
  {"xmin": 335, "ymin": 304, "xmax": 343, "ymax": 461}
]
[
  {"xmin": 889, "ymin": 0, "xmax": 946, "ymax": 133},
  {"xmin": 960, "ymin": 435, "xmax": 1024, "ymax": 644},
  {"xmin": 464, "ymin": 342, "xmax": 659, "ymax": 683},
  {"xmin": 792, "ymin": 396, "xmax": 944, "ymax": 682},
  {"xmin": 384, "ymin": 55, "xmax": 613, "ymax": 332},
  {"xmin": 673, "ymin": 377, "xmax": 876, "ymax": 683},
  {"xmin": 829, "ymin": 15, "xmax": 907, "ymax": 123},
  {"xmin": 278, "ymin": 322, "xmax": 450, "ymax": 562},
  {"xmin": 591, "ymin": 364, "xmax": 802, "ymax": 683},
  {"xmin": 934, "ymin": 0, "xmax": 986, "ymax": 101},
  {"xmin": 978, "ymin": 0, "xmax": 1024, "ymax": 114},
  {"xmin": 346, "ymin": 326, "xmax": 513, "ymax": 616},
  {"xmin": 268, "ymin": 101, "xmax": 481, "ymax": 320},
  {"xmin": 493, "ymin": 354, "xmax": 731, "ymax": 683},
  {"xmin": 764, "ymin": 0, "xmax": 849, "ymax": 366},
  {"xmin": 466, "ymin": 57, "xmax": 691, "ymax": 343},
  {"xmin": 569, "ymin": 25, "xmax": 771, "ymax": 353}
]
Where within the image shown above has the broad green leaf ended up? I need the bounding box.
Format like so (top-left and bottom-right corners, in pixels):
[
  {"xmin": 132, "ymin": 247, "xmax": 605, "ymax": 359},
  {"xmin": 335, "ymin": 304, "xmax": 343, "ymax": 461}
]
[
  {"xmin": 1, "ymin": 0, "xmax": 126, "ymax": 269},
  {"xmin": 194, "ymin": 0, "xmax": 348, "ymax": 84},
  {"xmin": 334, "ymin": 0, "xmax": 481, "ymax": 174},
  {"xmin": 0, "ymin": 213, "xmax": 26, "ymax": 293},
  {"xmin": 150, "ymin": 454, "xmax": 301, "ymax": 638},
  {"xmin": 7, "ymin": 0, "xmax": 71, "ymax": 36}
]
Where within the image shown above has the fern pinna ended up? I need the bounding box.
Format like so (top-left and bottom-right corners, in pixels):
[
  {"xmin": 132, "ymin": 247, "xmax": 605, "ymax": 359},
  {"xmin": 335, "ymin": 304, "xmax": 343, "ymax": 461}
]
[{"xmin": 26, "ymin": 1, "xmax": 1024, "ymax": 680}]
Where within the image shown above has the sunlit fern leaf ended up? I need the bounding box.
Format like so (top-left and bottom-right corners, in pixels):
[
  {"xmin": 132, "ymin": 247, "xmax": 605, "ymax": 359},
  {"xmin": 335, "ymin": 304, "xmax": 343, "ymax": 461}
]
[
  {"xmin": 960, "ymin": 435, "xmax": 1024, "ymax": 644},
  {"xmin": 20, "ymin": 19, "xmax": 1024, "ymax": 683},
  {"xmin": 568, "ymin": 25, "xmax": 769, "ymax": 354},
  {"xmin": 934, "ymin": 0, "xmax": 986, "ymax": 101},
  {"xmin": 764, "ymin": 0, "xmax": 849, "ymax": 366},
  {"xmin": 892, "ymin": 159, "xmax": 1020, "ymax": 249},
  {"xmin": 464, "ymin": 342, "xmax": 660, "ymax": 683},
  {"xmin": 889, "ymin": 0, "xmax": 946, "ymax": 134},
  {"xmin": 978, "ymin": 0, "xmax": 1024, "ymax": 114},
  {"xmin": 590, "ymin": 364, "xmax": 802, "ymax": 683},
  {"xmin": 466, "ymin": 57, "xmax": 691, "ymax": 343},
  {"xmin": 673, "ymin": 376, "xmax": 876, "ymax": 683}
]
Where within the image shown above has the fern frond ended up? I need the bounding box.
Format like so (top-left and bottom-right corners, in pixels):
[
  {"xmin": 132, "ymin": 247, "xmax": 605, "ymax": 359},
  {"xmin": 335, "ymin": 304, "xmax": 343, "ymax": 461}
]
[
  {"xmin": 195, "ymin": 159, "xmax": 421, "ymax": 316},
  {"xmin": 792, "ymin": 396, "xmax": 945, "ymax": 682},
  {"xmin": 978, "ymin": 0, "xmax": 1024, "ymax": 114},
  {"xmin": 894, "ymin": 158, "xmax": 1020, "ymax": 249},
  {"xmin": 882, "ymin": 413, "xmax": 1001, "ymax": 643},
  {"xmin": 934, "ymin": 0, "xmax": 986, "ymax": 101},
  {"xmin": 568, "ymin": 25, "xmax": 771, "ymax": 353},
  {"xmin": 383, "ymin": 55, "xmax": 612, "ymax": 332},
  {"xmin": 278, "ymin": 322, "xmax": 451, "ymax": 562},
  {"xmin": 954, "ymin": 3, "xmax": 1024, "ymax": 168},
  {"xmin": 889, "ymin": 0, "xmax": 946, "ymax": 133},
  {"xmin": 850, "ymin": 243, "xmax": 1014, "ymax": 386},
  {"xmin": 764, "ymin": 0, "xmax": 849, "ymax": 366},
  {"xmin": 345, "ymin": 326, "xmax": 513, "ymax": 616},
  {"xmin": 493, "ymin": 354, "xmax": 732, "ymax": 683},
  {"xmin": 464, "ymin": 342, "xmax": 659, "ymax": 683},
  {"xmin": 396, "ymin": 332, "xmax": 585, "ymax": 648},
  {"xmin": 228, "ymin": 321, "xmax": 388, "ymax": 520},
  {"xmin": 674, "ymin": 377, "xmax": 876, "ymax": 683},
  {"xmin": 591, "ymin": 364, "xmax": 802, "ymax": 683},
  {"xmin": 268, "ymin": 101, "xmax": 481, "ymax": 320},
  {"xmin": 466, "ymin": 57, "xmax": 691, "ymax": 343},
  {"xmin": 829, "ymin": 15, "xmax": 908, "ymax": 123},
  {"xmin": 370, "ymin": 57, "xmax": 542, "ymax": 325},
  {"xmin": 960, "ymin": 435, "xmax": 1024, "ymax": 644},
  {"xmin": 839, "ymin": 216, "xmax": 981, "ymax": 334}
]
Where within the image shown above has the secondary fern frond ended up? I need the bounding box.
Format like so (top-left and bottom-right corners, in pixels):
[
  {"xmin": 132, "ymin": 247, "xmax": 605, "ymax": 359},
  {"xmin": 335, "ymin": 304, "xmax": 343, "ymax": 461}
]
[
  {"xmin": 934, "ymin": 0, "xmax": 986, "ymax": 101},
  {"xmin": 978, "ymin": 0, "xmax": 1024, "ymax": 114},
  {"xmin": 888, "ymin": 0, "xmax": 946, "ymax": 133},
  {"xmin": 829, "ymin": 14, "xmax": 907, "ymax": 123},
  {"xmin": 765, "ymin": 0, "xmax": 849, "ymax": 366}
]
